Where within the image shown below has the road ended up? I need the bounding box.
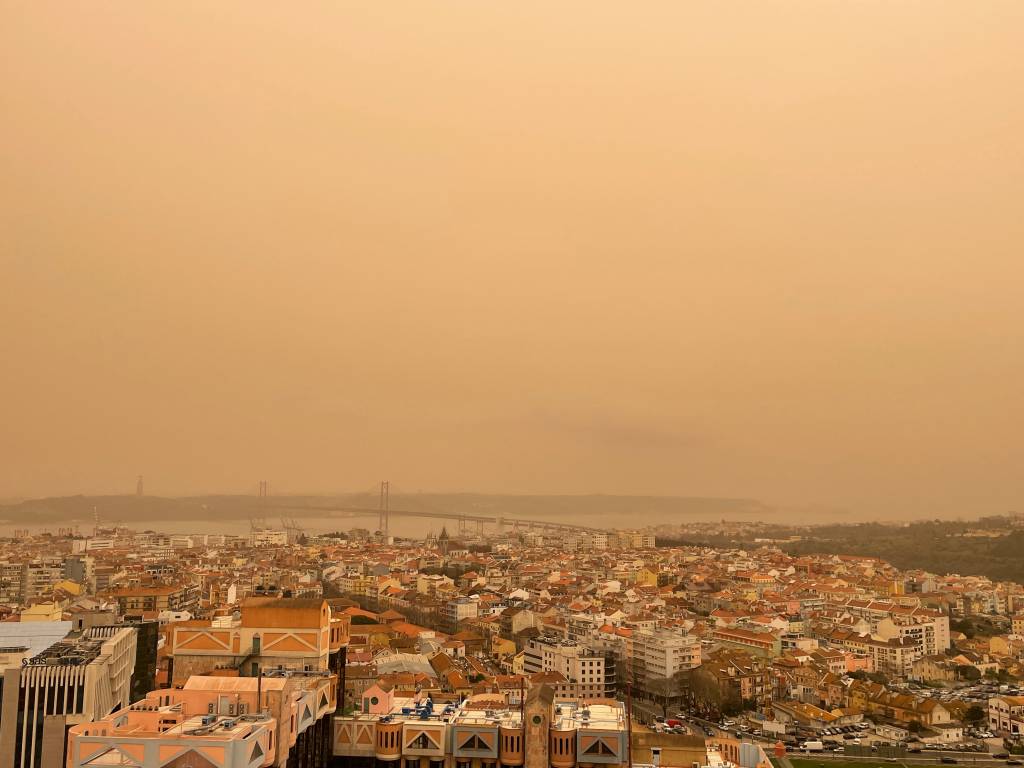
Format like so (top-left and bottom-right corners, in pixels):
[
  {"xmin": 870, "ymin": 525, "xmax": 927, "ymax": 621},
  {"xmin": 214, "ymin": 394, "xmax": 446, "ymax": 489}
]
[{"xmin": 785, "ymin": 750, "xmax": 1011, "ymax": 765}]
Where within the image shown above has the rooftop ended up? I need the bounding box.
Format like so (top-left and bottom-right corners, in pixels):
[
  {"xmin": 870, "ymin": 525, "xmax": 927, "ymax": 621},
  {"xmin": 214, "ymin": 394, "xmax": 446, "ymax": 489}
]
[{"xmin": 0, "ymin": 621, "xmax": 72, "ymax": 662}]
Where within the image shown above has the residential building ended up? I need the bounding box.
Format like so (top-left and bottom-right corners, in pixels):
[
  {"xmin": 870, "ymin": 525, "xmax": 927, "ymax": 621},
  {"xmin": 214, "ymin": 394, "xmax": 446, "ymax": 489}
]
[
  {"xmin": 631, "ymin": 629, "xmax": 701, "ymax": 686},
  {"xmin": 523, "ymin": 637, "xmax": 612, "ymax": 701}
]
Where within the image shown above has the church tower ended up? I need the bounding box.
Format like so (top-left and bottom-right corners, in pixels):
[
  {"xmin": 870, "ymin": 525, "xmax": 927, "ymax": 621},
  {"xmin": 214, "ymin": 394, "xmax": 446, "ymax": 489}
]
[{"xmin": 524, "ymin": 684, "xmax": 554, "ymax": 768}]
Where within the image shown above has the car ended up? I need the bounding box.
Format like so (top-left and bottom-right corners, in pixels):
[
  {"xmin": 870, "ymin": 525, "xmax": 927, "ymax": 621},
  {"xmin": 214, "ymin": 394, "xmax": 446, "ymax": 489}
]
[
  {"xmin": 994, "ymin": 754, "xmax": 1010, "ymax": 760},
  {"xmin": 1005, "ymin": 760, "xmax": 1023, "ymax": 766},
  {"xmin": 940, "ymin": 758, "xmax": 958, "ymax": 765},
  {"xmin": 909, "ymin": 748, "xmax": 922, "ymax": 754}
]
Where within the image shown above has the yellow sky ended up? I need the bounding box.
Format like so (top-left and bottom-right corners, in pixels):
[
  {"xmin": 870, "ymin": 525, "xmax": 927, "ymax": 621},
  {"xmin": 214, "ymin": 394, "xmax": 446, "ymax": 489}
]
[{"xmin": 2, "ymin": 2, "xmax": 1023, "ymax": 516}]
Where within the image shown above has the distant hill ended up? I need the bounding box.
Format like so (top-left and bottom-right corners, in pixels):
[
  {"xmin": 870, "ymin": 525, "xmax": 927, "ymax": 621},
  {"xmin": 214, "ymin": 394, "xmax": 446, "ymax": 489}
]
[{"xmin": 0, "ymin": 492, "xmax": 774, "ymax": 527}]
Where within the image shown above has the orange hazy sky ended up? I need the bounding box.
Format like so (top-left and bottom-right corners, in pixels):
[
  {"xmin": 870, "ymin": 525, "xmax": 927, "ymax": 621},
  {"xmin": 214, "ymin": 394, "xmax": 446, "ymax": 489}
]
[{"xmin": 2, "ymin": 2, "xmax": 1023, "ymax": 516}]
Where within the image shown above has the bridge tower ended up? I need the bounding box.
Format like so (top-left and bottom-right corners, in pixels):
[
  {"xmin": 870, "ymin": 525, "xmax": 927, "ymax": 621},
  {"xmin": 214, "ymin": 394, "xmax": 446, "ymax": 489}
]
[{"xmin": 378, "ymin": 480, "xmax": 390, "ymax": 540}]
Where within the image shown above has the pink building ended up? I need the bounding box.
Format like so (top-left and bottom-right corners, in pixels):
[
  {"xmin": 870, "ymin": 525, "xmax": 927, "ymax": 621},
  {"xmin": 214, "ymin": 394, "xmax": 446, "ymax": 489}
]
[{"xmin": 66, "ymin": 672, "xmax": 336, "ymax": 768}]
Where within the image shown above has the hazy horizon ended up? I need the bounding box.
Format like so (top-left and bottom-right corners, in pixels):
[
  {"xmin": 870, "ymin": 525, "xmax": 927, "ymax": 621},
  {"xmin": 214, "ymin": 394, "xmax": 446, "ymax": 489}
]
[{"xmin": 3, "ymin": 2, "xmax": 1023, "ymax": 518}]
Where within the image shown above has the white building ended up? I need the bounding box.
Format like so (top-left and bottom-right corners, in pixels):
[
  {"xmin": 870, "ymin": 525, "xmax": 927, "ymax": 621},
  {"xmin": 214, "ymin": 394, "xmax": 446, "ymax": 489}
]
[
  {"xmin": 523, "ymin": 637, "xmax": 613, "ymax": 700},
  {"xmin": 631, "ymin": 628, "xmax": 701, "ymax": 682},
  {"xmin": 249, "ymin": 528, "xmax": 288, "ymax": 547},
  {"xmin": 989, "ymin": 695, "xmax": 1024, "ymax": 736}
]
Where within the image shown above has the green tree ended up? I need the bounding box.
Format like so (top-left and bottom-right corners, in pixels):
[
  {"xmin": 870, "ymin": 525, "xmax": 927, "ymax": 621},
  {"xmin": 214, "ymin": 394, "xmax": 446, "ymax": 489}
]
[
  {"xmin": 965, "ymin": 705, "xmax": 986, "ymax": 725},
  {"xmin": 956, "ymin": 665, "xmax": 981, "ymax": 681}
]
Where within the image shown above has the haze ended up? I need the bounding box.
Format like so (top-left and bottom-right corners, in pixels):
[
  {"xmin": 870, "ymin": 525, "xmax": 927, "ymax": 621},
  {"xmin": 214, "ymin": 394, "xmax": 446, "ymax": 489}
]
[{"xmin": 2, "ymin": 2, "xmax": 1023, "ymax": 518}]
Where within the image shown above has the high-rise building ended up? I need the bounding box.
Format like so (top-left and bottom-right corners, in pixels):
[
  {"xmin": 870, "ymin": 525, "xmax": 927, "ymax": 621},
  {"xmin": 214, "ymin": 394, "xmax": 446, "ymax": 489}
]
[{"xmin": 0, "ymin": 625, "xmax": 137, "ymax": 768}]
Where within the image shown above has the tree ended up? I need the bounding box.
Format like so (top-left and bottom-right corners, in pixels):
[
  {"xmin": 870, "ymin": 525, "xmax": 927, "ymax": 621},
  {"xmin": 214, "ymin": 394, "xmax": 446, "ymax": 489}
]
[
  {"xmin": 965, "ymin": 705, "xmax": 986, "ymax": 725},
  {"xmin": 645, "ymin": 675, "xmax": 684, "ymax": 717},
  {"xmin": 678, "ymin": 667, "xmax": 726, "ymax": 719},
  {"xmin": 957, "ymin": 665, "xmax": 981, "ymax": 681}
]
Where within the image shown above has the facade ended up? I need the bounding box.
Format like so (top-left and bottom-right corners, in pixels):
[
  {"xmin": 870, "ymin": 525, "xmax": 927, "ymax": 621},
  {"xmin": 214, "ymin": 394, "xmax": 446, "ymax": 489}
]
[
  {"xmin": 832, "ymin": 600, "xmax": 950, "ymax": 653},
  {"xmin": 332, "ymin": 684, "xmax": 629, "ymax": 768},
  {"xmin": 825, "ymin": 630, "xmax": 919, "ymax": 677},
  {"xmin": 66, "ymin": 671, "xmax": 337, "ymax": 767},
  {"xmin": 523, "ymin": 638, "xmax": 612, "ymax": 701},
  {"xmin": 251, "ymin": 529, "xmax": 290, "ymax": 548},
  {"xmin": 631, "ymin": 629, "xmax": 701, "ymax": 686},
  {"xmin": 0, "ymin": 626, "xmax": 137, "ymax": 768},
  {"xmin": 22, "ymin": 558, "xmax": 66, "ymax": 601},
  {"xmin": 170, "ymin": 598, "xmax": 345, "ymax": 682},
  {"xmin": 442, "ymin": 598, "xmax": 479, "ymax": 633},
  {"xmin": 709, "ymin": 628, "xmax": 781, "ymax": 659},
  {"xmin": 989, "ymin": 695, "xmax": 1024, "ymax": 736},
  {"xmin": 105, "ymin": 584, "xmax": 200, "ymax": 615}
]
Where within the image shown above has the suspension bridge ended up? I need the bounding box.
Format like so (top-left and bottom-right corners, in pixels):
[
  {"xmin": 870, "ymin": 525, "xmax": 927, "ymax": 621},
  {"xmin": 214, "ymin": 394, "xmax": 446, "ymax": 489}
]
[{"xmin": 260, "ymin": 480, "xmax": 604, "ymax": 539}]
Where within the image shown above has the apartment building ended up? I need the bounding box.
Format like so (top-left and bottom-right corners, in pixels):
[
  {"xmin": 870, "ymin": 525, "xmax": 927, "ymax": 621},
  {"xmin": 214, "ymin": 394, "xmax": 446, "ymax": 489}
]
[
  {"xmin": 833, "ymin": 599, "xmax": 950, "ymax": 652},
  {"xmin": 64, "ymin": 555, "xmax": 96, "ymax": 592},
  {"xmin": 826, "ymin": 629, "xmax": 920, "ymax": 677},
  {"xmin": 631, "ymin": 629, "xmax": 701, "ymax": 685},
  {"xmin": 876, "ymin": 616, "xmax": 950, "ymax": 656},
  {"xmin": 23, "ymin": 558, "xmax": 65, "ymax": 600},
  {"xmin": 251, "ymin": 529, "xmax": 289, "ymax": 548},
  {"xmin": 104, "ymin": 583, "xmax": 200, "ymax": 615},
  {"xmin": 442, "ymin": 597, "xmax": 479, "ymax": 633},
  {"xmin": 0, "ymin": 562, "xmax": 24, "ymax": 603},
  {"xmin": 523, "ymin": 637, "xmax": 613, "ymax": 701}
]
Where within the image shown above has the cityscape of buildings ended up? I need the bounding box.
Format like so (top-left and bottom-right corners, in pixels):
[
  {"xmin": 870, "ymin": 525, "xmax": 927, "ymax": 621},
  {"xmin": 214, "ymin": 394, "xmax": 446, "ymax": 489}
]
[{"xmin": 0, "ymin": 513, "xmax": 1022, "ymax": 768}]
